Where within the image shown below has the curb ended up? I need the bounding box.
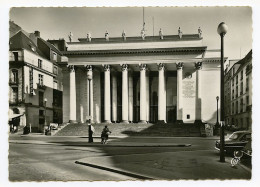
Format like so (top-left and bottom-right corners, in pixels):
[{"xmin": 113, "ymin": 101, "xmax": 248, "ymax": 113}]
[{"xmin": 75, "ymin": 161, "xmax": 154, "ymax": 180}]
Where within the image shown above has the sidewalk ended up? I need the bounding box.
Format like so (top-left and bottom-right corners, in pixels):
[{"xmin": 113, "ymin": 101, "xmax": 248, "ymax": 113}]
[{"xmin": 76, "ymin": 150, "xmax": 251, "ymax": 180}]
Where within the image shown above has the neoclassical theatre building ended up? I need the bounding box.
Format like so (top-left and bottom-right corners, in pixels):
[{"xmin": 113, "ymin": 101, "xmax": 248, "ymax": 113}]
[{"xmin": 49, "ymin": 29, "xmax": 222, "ymax": 125}]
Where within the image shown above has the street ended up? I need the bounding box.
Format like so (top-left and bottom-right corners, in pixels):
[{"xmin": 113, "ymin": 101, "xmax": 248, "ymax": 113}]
[{"xmin": 9, "ymin": 135, "xmax": 251, "ymax": 181}]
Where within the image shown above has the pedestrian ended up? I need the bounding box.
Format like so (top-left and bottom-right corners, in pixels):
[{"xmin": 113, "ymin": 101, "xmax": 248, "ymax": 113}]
[
  {"xmin": 101, "ymin": 125, "xmax": 111, "ymax": 144},
  {"xmin": 87, "ymin": 118, "xmax": 94, "ymax": 143}
]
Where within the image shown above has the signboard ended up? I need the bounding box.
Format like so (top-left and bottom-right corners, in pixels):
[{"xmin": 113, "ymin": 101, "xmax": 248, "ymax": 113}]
[
  {"xmin": 29, "ymin": 67, "xmax": 33, "ymax": 95},
  {"xmin": 182, "ymin": 80, "xmax": 195, "ymax": 98}
]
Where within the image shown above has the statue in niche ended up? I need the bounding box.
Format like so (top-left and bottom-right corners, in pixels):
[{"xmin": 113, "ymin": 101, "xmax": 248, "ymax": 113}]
[
  {"xmin": 122, "ymin": 30, "xmax": 126, "ymax": 41},
  {"xmin": 159, "ymin": 28, "xmax": 163, "ymax": 40},
  {"xmin": 68, "ymin": 32, "xmax": 73, "ymax": 42},
  {"xmin": 87, "ymin": 32, "xmax": 91, "ymax": 42},
  {"xmin": 178, "ymin": 27, "xmax": 183, "ymax": 39},
  {"xmin": 105, "ymin": 31, "xmax": 109, "ymax": 41},
  {"xmin": 198, "ymin": 27, "xmax": 202, "ymax": 38}
]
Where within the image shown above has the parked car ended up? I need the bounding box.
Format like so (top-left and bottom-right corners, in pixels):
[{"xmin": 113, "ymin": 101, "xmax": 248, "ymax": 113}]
[{"xmin": 215, "ymin": 131, "xmax": 251, "ymax": 154}]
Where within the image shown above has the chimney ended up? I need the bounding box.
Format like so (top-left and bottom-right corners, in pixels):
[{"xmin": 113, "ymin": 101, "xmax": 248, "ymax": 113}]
[{"xmin": 34, "ymin": 31, "xmax": 40, "ymax": 37}]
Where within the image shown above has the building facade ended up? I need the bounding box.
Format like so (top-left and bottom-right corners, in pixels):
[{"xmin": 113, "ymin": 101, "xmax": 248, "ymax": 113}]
[
  {"xmin": 9, "ymin": 29, "xmax": 67, "ymax": 132},
  {"xmin": 224, "ymin": 50, "xmax": 252, "ymax": 130},
  {"xmin": 49, "ymin": 29, "xmax": 223, "ymax": 125}
]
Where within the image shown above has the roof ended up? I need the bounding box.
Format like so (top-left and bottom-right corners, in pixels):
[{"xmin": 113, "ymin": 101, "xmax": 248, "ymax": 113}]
[
  {"xmin": 38, "ymin": 37, "xmax": 62, "ymax": 55},
  {"xmin": 235, "ymin": 50, "xmax": 252, "ymax": 72},
  {"xmin": 75, "ymin": 34, "xmax": 202, "ymax": 44},
  {"xmin": 9, "ymin": 30, "xmax": 47, "ymax": 59}
]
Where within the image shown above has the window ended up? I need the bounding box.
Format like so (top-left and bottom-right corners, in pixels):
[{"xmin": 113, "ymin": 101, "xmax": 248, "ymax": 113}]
[
  {"xmin": 12, "ymin": 87, "xmax": 18, "ymax": 103},
  {"xmin": 38, "ymin": 59, "xmax": 42, "ymax": 68},
  {"xmin": 236, "ymin": 101, "xmax": 238, "ymax": 114},
  {"xmin": 240, "ymin": 82, "xmax": 243, "ymax": 95},
  {"xmin": 187, "ymin": 115, "xmax": 190, "ymax": 119},
  {"xmin": 236, "ymin": 75, "xmax": 238, "ymax": 84},
  {"xmin": 232, "ymin": 89, "xmax": 234, "ymax": 99},
  {"xmin": 39, "ymin": 110, "xmax": 44, "ymax": 116},
  {"xmin": 246, "ymin": 77, "xmax": 249, "ymax": 91},
  {"xmin": 53, "ymin": 52, "xmax": 57, "ymax": 61},
  {"xmin": 38, "ymin": 74, "xmax": 44, "ymax": 86},
  {"xmin": 11, "ymin": 69, "xmax": 18, "ymax": 83},
  {"xmin": 241, "ymin": 70, "xmax": 243, "ymax": 80},
  {"xmin": 232, "ymin": 102, "xmax": 234, "ymax": 114},
  {"xmin": 53, "ymin": 80, "xmax": 58, "ymax": 90},
  {"xmin": 53, "ymin": 66, "xmax": 58, "ymax": 75},
  {"xmin": 39, "ymin": 91, "xmax": 44, "ymax": 106},
  {"xmin": 236, "ymin": 86, "xmax": 238, "ymax": 98},
  {"xmin": 240, "ymin": 98, "xmax": 243, "ymax": 113},
  {"xmin": 246, "ymin": 96, "xmax": 249, "ymax": 106},
  {"xmin": 13, "ymin": 52, "xmax": 18, "ymax": 61}
]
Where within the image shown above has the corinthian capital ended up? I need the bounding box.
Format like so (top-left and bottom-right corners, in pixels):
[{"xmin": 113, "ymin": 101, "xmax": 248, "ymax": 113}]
[
  {"xmin": 103, "ymin": 65, "xmax": 110, "ymax": 71},
  {"xmin": 195, "ymin": 62, "xmax": 203, "ymax": 70},
  {"xmin": 67, "ymin": 65, "xmax": 75, "ymax": 72},
  {"xmin": 176, "ymin": 62, "xmax": 183, "ymax": 70},
  {"xmin": 121, "ymin": 64, "xmax": 128, "ymax": 71},
  {"xmin": 84, "ymin": 65, "xmax": 92, "ymax": 71},
  {"xmin": 139, "ymin": 64, "xmax": 147, "ymax": 71},
  {"xmin": 157, "ymin": 63, "xmax": 165, "ymax": 71}
]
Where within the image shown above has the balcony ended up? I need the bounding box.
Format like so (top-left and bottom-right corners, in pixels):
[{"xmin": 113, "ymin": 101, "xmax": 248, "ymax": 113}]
[{"xmin": 37, "ymin": 83, "xmax": 46, "ymax": 90}]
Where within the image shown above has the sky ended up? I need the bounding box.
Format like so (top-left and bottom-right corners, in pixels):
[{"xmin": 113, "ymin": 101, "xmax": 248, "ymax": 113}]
[{"xmin": 10, "ymin": 7, "xmax": 252, "ymax": 60}]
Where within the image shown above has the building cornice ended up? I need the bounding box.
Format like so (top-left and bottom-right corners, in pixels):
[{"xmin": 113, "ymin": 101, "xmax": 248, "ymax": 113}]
[{"xmin": 62, "ymin": 46, "xmax": 207, "ymax": 56}]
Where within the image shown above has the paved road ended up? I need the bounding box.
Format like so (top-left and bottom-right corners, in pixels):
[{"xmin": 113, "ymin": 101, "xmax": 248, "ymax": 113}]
[{"xmin": 8, "ymin": 135, "xmax": 251, "ymax": 181}]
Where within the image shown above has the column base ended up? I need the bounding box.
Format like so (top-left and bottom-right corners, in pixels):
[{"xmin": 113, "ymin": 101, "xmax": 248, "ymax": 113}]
[
  {"xmin": 194, "ymin": 120, "xmax": 202, "ymax": 125},
  {"xmin": 138, "ymin": 120, "xmax": 147, "ymax": 124},
  {"xmin": 103, "ymin": 120, "xmax": 111, "ymax": 124},
  {"xmin": 157, "ymin": 120, "xmax": 167, "ymax": 125},
  {"xmin": 176, "ymin": 120, "xmax": 183, "ymax": 125},
  {"xmin": 121, "ymin": 120, "xmax": 129, "ymax": 124},
  {"xmin": 69, "ymin": 120, "xmax": 78, "ymax": 124}
]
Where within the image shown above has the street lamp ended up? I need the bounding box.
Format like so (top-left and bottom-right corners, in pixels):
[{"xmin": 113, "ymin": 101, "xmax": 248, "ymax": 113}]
[
  {"xmin": 44, "ymin": 98, "xmax": 48, "ymax": 134},
  {"xmin": 217, "ymin": 22, "xmax": 228, "ymax": 162},
  {"xmin": 86, "ymin": 66, "xmax": 93, "ymax": 143}
]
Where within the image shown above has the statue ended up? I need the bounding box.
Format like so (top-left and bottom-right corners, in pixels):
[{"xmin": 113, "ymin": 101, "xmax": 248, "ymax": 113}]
[
  {"xmin": 122, "ymin": 30, "xmax": 126, "ymax": 41},
  {"xmin": 68, "ymin": 32, "xmax": 73, "ymax": 42},
  {"xmin": 87, "ymin": 32, "xmax": 91, "ymax": 42},
  {"xmin": 159, "ymin": 28, "xmax": 163, "ymax": 40},
  {"xmin": 141, "ymin": 29, "xmax": 145, "ymax": 40},
  {"xmin": 105, "ymin": 31, "xmax": 109, "ymax": 41},
  {"xmin": 178, "ymin": 27, "xmax": 183, "ymax": 39},
  {"xmin": 198, "ymin": 27, "xmax": 202, "ymax": 38}
]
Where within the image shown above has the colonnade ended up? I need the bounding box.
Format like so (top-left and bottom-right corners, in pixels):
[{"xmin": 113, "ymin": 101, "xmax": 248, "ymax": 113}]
[{"xmin": 67, "ymin": 62, "xmax": 202, "ymax": 123}]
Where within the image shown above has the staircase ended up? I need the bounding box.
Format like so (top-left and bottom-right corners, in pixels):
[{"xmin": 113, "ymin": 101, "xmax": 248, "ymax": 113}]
[{"xmin": 54, "ymin": 123, "xmax": 203, "ymax": 137}]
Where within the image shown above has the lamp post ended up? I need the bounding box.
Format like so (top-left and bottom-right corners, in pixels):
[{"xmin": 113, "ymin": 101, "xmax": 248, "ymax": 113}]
[
  {"xmin": 217, "ymin": 22, "xmax": 228, "ymax": 162},
  {"xmin": 44, "ymin": 98, "xmax": 48, "ymax": 135},
  {"xmin": 86, "ymin": 66, "xmax": 93, "ymax": 143}
]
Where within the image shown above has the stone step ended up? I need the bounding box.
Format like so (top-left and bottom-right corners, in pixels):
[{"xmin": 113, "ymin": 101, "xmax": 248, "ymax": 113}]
[{"xmin": 54, "ymin": 123, "xmax": 202, "ymax": 137}]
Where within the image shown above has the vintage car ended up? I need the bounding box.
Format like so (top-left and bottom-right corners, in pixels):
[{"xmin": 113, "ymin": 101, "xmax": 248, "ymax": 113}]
[{"xmin": 215, "ymin": 131, "xmax": 251, "ymax": 154}]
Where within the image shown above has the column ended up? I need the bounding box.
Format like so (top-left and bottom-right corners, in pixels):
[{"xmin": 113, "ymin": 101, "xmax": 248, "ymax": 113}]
[
  {"xmin": 128, "ymin": 71, "xmax": 134, "ymax": 123},
  {"xmin": 146, "ymin": 71, "xmax": 150, "ymax": 122},
  {"xmin": 122, "ymin": 64, "xmax": 129, "ymax": 123},
  {"xmin": 112, "ymin": 72, "xmax": 117, "ymax": 123},
  {"xmin": 85, "ymin": 65, "xmax": 93, "ymax": 121},
  {"xmin": 158, "ymin": 63, "xmax": 166, "ymax": 124},
  {"xmin": 195, "ymin": 62, "xmax": 202, "ymax": 123},
  {"xmin": 68, "ymin": 65, "xmax": 77, "ymax": 123},
  {"xmin": 139, "ymin": 64, "xmax": 147, "ymax": 123},
  {"xmin": 103, "ymin": 65, "xmax": 111, "ymax": 123},
  {"xmin": 176, "ymin": 62, "xmax": 183, "ymax": 123}
]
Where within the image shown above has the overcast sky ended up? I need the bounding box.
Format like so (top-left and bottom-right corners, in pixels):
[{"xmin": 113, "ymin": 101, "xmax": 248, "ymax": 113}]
[{"xmin": 10, "ymin": 7, "xmax": 252, "ymax": 59}]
